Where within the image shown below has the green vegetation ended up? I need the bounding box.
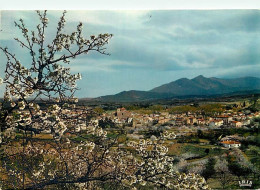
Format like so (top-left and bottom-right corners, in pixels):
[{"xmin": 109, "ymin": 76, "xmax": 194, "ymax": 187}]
[
  {"xmin": 125, "ymin": 103, "xmax": 224, "ymax": 115},
  {"xmin": 169, "ymin": 105, "xmax": 197, "ymax": 113},
  {"xmin": 169, "ymin": 103, "xmax": 223, "ymax": 114},
  {"xmin": 202, "ymin": 158, "xmax": 216, "ymax": 181},
  {"xmin": 93, "ymin": 107, "xmax": 105, "ymax": 115}
]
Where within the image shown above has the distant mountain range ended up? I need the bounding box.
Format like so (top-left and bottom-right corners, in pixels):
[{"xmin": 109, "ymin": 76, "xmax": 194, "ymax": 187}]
[{"xmin": 96, "ymin": 75, "xmax": 260, "ymax": 102}]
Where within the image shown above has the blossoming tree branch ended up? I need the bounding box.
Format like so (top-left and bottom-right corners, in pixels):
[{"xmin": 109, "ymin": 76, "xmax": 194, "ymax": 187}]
[{"xmin": 0, "ymin": 11, "xmax": 209, "ymax": 189}]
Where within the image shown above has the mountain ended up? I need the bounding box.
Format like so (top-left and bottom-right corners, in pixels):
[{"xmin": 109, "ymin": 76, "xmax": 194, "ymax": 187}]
[
  {"xmin": 150, "ymin": 76, "xmax": 260, "ymax": 95},
  {"xmin": 97, "ymin": 76, "xmax": 260, "ymax": 102},
  {"xmin": 96, "ymin": 90, "xmax": 174, "ymax": 102}
]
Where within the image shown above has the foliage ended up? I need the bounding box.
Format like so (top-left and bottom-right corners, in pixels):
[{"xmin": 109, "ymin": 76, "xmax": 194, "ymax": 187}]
[
  {"xmin": 169, "ymin": 105, "xmax": 197, "ymax": 114},
  {"xmin": 225, "ymin": 149, "xmax": 256, "ymax": 186},
  {"xmin": 93, "ymin": 107, "xmax": 105, "ymax": 115},
  {"xmin": 214, "ymin": 158, "xmax": 232, "ymax": 189},
  {"xmin": 168, "ymin": 104, "xmax": 223, "ymax": 115},
  {"xmin": 98, "ymin": 117, "xmax": 116, "ymax": 129},
  {"xmin": 201, "ymin": 158, "xmax": 216, "ymax": 181}
]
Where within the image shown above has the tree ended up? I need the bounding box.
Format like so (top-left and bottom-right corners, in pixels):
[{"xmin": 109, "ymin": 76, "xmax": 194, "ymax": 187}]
[
  {"xmin": 202, "ymin": 157, "xmax": 216, "ymax": 181},
  {"xmin": 197, "ymin": 129, "xmax": 203, "ymax": 138},
  {"xmin": 249, "ymin": 94, "xmax": 259, "ymax": 112},
  {"xmin": 0, "ymin": 11, "xmax": 209, "ymax": 189},
  {"xmin": 0, "ymin": 10, "xmax": 112, "ymax": 136},
  {"xmin": 242, "ymin": 101, "xmax": 246, "ymax": 108},
  {"xmin": 214, "ymin": 158, "xmax": 232, "ymax": 189},
  {"xmin": 227, "ymin": 149, "xmax": 254, "ymax": 181},
  {"xmin": 247, "ymin": 146, "xmax": 260, "ymax": 180},
  {"xmin": 0, "ymin": 10, "xmax": 112, "ymax": 189}
]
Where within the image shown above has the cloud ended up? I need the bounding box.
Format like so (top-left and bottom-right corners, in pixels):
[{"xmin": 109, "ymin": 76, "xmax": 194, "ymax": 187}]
[
  {"xmin": 65, "ymin": 10, "xmax": 149, "ymax": 29},
  {"xmin": 69, "ymin": 58, "xmax": 139, "ymax": 72},
  {"xmin": 214, "ymin": 64, "xmax": 260, "ymax": 78}
]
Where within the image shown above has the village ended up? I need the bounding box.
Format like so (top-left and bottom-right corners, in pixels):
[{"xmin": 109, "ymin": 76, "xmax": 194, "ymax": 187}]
[
  {"xmin": 50, "ymin": 102, "xmax": 260, "ymax": 150},
  {"xmin": 13, "ymin": 101, "xmax": 259, "ymax": 189}
]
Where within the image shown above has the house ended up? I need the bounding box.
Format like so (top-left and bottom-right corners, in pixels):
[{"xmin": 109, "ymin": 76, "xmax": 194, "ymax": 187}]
[
  {"xmin": 209, "ymin": 119, "xmax": 223, "ymax": 127},
  {"xmin": 158, "ymin": 117, "xmax": 170, "ymax": 124},
  {"xmin": 242, "ymin": 119, "xmax": 251, "ymax": 126},
  {"xmin": 216, "ymin": 115, "xmax": 232, "ymax": 125},
  {"xmin": 175, "ymin": 117, "xmax": 184, "ymax": 126},
  {"xmin": 116, "ymin": 107, "xmax": 131, "ymax": 120},
  {"xmin": 188, "ymin": 117, "xmax": 197, "ymax": 125},
  {"xmin": 220, "ymin": 140, "xmax": 241, "ymax": 148},
  {"xmin": 79, "ymin": 123, "xmax": 87, "ymax": 131},
  {"xmin": 230, "ymin": 121, "xmax": 242, "ymax": 128},
  {"xmin": 197, "ymin": 118, "xmax": 205, "ymax": 125},
  {"xmin": 184, "ymin": 117, "xmax": 191, "ymax": 125}
]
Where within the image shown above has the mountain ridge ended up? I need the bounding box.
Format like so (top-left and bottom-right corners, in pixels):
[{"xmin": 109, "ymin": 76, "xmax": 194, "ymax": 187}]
[{"xmin": 97, "ymin": 76, "xmax": 260, "ymax": 102}]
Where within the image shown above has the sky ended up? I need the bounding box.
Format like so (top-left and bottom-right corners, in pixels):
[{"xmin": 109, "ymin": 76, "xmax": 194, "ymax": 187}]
[{"xmin": 0, "ymin": 10, "xmax": 260, "ymax": 98}]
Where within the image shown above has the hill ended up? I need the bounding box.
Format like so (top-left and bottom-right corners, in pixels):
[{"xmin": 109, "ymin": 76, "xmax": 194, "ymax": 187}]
[{"xmin": 97, "ymin": 76, "xmax": 260, "ymax": 102}]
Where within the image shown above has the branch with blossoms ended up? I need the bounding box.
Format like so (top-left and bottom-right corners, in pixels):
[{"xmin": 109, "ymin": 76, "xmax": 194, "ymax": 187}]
[
  {"xmin": 0, "ymin": 10, "xmax": 112, "ymax": 135},
  {"xmin": 0, "ymin": 122, "xmax": 124, "ymax": 189},
  {"xmin": 122, "ymin": 133, "xmax": 210, "ymax": 189},
  {"xmin": 0, "ymin": 127, "xmax": 209, "ymax": 190},
  {"xmin": 1, "ymin": 10, "xmax": 112, "ymax": 102}
]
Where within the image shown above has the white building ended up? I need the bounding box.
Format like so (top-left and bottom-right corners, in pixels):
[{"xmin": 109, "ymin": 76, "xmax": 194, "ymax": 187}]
[{"xmin": 220, "ymin": 140, "xmax": 241, "ymax": 148}]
